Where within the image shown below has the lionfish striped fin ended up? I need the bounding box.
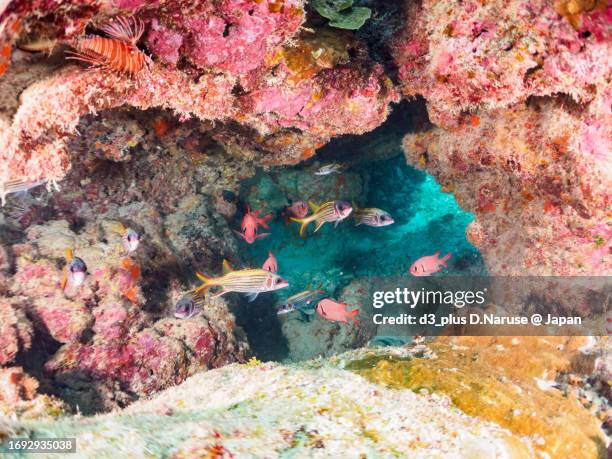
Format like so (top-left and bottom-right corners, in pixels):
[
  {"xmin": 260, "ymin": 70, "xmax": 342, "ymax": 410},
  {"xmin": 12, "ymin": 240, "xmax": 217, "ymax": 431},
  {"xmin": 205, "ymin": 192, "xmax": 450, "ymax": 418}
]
[{"xmin": 98, "ymin": 16, "xmax": 145, "ymax": 45}]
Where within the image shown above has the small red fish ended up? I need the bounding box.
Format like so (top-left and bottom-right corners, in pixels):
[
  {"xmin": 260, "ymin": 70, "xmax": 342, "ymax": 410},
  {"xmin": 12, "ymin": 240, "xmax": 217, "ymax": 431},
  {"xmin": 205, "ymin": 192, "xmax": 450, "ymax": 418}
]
[
  {"xmin": 287, "ymin": 201, "xmax": 309, "ymax": 219},
  {"xmin": 262, "ymin": 251, "xmax": 278, "ymax": 273},
  {"xmin": 316, "ymin": 299, "xmax": 359, "ymax": 326},
  {"xmin": 121, "ymin": 258, "xmax": 141, "ymax": 303},
  {"xmin": 233, "ymin": 205, "xmax": 273, "ymax": 244},
  {"xmin": 409, "ymin": 251, "xmax": 452, "ymax": 277}
]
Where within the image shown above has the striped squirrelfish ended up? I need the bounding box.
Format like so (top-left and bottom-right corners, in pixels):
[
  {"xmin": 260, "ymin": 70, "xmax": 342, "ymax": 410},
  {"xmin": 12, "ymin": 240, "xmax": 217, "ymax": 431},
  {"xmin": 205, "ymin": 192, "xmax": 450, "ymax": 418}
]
[
  {"xmin": 276, "ymin": 285, "xmax": 324, "ymax": 315},
  {"xmin": 353, "ymin": 203, "xmax": 394, "ymax": 227},
  {"xmin": 174, "ymin": 293, "xmax": 205, "ymax": 319},
  {"xmin": 290, "ymin": 200, "xmax": 352, "ymax": 237},
  {"xmin": 60, "ymin": 248, "xmax": 87, "ymax": 292},
  {"xmin": 195, "ymin": 259, "xmax": 288, "ymax": 302}
]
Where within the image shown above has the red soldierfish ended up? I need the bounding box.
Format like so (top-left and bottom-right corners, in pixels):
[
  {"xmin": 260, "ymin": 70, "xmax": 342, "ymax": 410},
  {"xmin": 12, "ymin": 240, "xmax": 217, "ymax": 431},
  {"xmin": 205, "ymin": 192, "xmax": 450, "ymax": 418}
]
[
  {"xmin": 262, "ymin": 251, "xmax": 278, "ymax": 273},
  {"xmin": 234, "ymin": 205, "xmax": 273, "ymax": 244},
  {"xmin": 60, "ymin": 248, "xmax": 87, "ymax": 292},
  {"xmin": 287, "ymin": 201, "xmax": 309, "ymax": 219},
  {"xmin": 290, "ymin": 201, "xmax": 352, "ymax": 237},
  {"xmin": 409, "ymin": 251, "xmax": 452, "ymax": 276},
  {"xmin": 316, "ymin": 299, "xmax": 359, "ymax": 325}
]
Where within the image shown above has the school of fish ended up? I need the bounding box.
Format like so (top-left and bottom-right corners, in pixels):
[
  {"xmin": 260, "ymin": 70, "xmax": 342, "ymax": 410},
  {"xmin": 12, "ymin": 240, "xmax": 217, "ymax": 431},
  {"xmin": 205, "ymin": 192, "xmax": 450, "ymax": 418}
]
[{"xmin": 17, "ymin": 160, "xmax": 451, "ymax": 329}]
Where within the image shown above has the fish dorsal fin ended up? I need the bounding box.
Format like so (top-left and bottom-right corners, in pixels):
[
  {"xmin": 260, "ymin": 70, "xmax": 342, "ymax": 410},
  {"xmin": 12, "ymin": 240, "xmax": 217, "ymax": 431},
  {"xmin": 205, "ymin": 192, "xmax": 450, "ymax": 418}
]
[
  {"xmin": 352, "ymin": 201, "xmax": 359, "ymax": 212},
  {"xmin": 308, "ymin": 201, "xmax": 320, "ymax": 213},
  {"xmin": 222, "ymin": 259, "xmax": 234, "ymax": 275},
  {"xmin": 434, "ymin": 251, "xmax": 440, "ymax": 258},
  {"xmin": 65, "ymin": 248, "xmax": 73, "ymax": 262}
]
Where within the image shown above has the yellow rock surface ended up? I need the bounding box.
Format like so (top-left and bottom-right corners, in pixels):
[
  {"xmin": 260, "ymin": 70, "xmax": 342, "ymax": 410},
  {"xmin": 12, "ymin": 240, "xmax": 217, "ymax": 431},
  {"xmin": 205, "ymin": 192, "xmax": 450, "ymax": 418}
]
[{"xmin": 349, "ymin": 337, "xmax": 607, "ymax": 459}]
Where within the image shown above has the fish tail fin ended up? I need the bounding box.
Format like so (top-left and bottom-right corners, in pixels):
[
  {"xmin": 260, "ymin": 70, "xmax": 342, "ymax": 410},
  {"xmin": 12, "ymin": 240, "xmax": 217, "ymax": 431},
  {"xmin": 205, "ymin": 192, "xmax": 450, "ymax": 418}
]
[
  {"xmin": 350, "ymin": 309, "xmax": 360, "ymax": 326},
  {"xmin": 259, "ymin": 212, "xmax": 273, "ymax": 228},
  {"xmin": 60, "ymin": 275, "xmax": 67, "ymax": 291},
  {"xmin": 194, "ymin": 272, "xmax": 214, "ymax": 295},
  {"xmin": 440, "ymin": 252, "xmax": 452, "ymax": 266},
  {"xmin": 308, "ymin": 201, "xmax": 319, "ymax": 213},
  {"xmin": 290, "ymin": 216, "xmax": 311, "ymax": 237},
  {"xmin": 65, "ymin": 248, "xmax": 74, "ymax": 262},
  {"xmin": 232, "ymin": 229, "xmax": 246, "ymax": 241}
]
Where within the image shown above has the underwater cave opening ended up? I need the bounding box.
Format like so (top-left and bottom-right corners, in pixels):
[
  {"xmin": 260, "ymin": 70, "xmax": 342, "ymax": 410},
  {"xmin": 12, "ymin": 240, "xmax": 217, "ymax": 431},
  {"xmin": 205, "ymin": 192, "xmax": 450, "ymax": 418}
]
[{"xmin": 231, "ymin": 100, "xmax": 486, "ymax": 362}]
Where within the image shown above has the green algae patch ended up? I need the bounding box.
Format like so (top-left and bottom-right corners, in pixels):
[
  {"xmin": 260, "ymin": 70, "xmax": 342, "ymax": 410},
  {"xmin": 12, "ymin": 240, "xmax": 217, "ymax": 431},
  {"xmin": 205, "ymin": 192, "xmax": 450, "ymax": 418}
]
[
  {"xmin": 344, "ymin": 354, "xmax": 413, "ymax": 372},
  {"xmin": 348, "ymin": 337, "xmax": 607, "ymax": 459}
]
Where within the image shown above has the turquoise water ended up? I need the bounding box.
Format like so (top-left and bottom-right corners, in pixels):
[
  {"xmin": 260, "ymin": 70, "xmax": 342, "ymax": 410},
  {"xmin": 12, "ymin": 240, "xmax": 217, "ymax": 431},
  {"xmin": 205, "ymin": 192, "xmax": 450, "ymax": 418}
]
[
  {"xmin": 233, "ymin": 154, "xmax": 486, "ymax": 360},
  {"xmin": 240, "ymin": 154, "xmax": 485, "ymax": 299}
]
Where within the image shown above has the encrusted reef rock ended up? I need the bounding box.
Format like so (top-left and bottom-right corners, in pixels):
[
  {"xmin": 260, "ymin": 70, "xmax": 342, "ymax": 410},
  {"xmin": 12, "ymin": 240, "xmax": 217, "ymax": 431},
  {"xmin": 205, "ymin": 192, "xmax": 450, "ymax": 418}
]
[
  {"xmin": 3, "ymin": 339, "xmax": 608, "ymax": 457},
  {"xmin": 396, "ymin": 0, "xmax": 611, "ymax": 275},
  {"xmin": 1, "ymin": 214, "xmax": 247, "ymax": 414},
  {"xmin": 403, "ymin": 93, "xmax": 611, "ymax": 275},
  {"xmin": 0, "ymin": 0, "xmax": 397, "ymax": 192},
  {"xmin": 0, "ymin": 118, "xmax": 255, "ymax": 412},
  {"xmin": 391, "ymin": 0, "xmax": 611, "ymax": 126},
  {"xmin": 348, "ymin": 337, "xmax": 609, "ymax": 458}
]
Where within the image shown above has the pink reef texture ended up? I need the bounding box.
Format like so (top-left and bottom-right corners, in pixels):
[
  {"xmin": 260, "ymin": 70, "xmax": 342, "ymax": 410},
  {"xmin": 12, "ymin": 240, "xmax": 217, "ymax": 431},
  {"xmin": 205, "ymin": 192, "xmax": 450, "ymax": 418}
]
[
  {"xmin": 1, "ymin": 216, "xmax": 247, "ymax": 414},
  {"xmin": 0, "ymin": 100, "xmax": 253, "ymax": 413},
  {"xmin": 392, "ymin": 0, "xmax": 611, "ymax": 126},
  {"xmin": 0, "ymin": 0, "xmax": 397, "ymax": 189},
  {"xmin": 399, "ymin": 0, "xmax": 611, "ymax": 275}
]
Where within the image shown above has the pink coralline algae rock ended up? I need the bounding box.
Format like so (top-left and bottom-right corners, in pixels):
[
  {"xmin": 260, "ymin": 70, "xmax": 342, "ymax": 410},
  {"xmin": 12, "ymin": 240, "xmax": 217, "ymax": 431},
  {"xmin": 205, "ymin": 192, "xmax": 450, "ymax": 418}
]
[
  {"xmin": 0, "ymin": 0, "xmax": 397, "ymax": 190},
  {"xmin": 403, "ymin": 90, "xmax": 611, "ymax": 276},
  {"xmin": 4, "ymin": 219, "xmax": 246, "ymax": 413},
  {"xmin": 391, "ymin": 0, "xmax": 611, "ymax": 125},
  {"xmin": 0, "ymin": 299, "xmax": 33, "ymax": 366}
]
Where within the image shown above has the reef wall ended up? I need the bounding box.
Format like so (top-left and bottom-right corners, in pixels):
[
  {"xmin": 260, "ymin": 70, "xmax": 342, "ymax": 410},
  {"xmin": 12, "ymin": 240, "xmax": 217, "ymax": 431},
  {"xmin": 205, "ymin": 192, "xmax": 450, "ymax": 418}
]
[
  {"xmin": 0, "ymin": 0, "xmax": 397, "ymax": 191},
  {"xmin": 393, "ymin": 0, "xmax": 611, "ymax": 275}
]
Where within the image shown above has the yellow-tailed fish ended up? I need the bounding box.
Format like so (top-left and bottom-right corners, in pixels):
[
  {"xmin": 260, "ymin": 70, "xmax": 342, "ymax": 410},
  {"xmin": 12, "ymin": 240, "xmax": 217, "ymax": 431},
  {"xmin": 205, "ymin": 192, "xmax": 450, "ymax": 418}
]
[
  {"xmin": 290, "ymin": 200, "xmax": 352, "ymax": 237},
  {"xmin": 195, "ymin": 259, "xmax": 288, "ymax": 302},
  {"xmin": 60, "ymin": 248, "xmax": 87, "ymax": 291},
  {"xmin": 353, "ymin": 202, "xmax": 394, "ymax": 227}
]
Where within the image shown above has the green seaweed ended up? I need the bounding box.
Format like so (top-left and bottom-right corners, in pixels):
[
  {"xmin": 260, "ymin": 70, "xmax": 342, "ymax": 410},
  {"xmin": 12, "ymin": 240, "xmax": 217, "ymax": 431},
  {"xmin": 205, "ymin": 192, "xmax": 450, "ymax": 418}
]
[{"xmin": 311, "ymin": 0, "xmax": 371, "ymax": 30}]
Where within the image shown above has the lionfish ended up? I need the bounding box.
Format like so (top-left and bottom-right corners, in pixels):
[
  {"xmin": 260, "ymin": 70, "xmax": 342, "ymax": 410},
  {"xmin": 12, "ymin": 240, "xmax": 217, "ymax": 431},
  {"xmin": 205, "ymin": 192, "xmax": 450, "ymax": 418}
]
[{"xmin": 67, "ymin": 16, "xmax": 147, "ymax": 75}]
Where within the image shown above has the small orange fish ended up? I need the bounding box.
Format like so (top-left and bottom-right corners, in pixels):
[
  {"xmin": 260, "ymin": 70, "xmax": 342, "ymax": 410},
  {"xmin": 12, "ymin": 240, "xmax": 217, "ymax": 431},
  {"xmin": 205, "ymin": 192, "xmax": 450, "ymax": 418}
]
[
  {"xmin": 316, "ymin": 299, "xmax": 359, "ymax": 326},
  {"xmin": 233, "ymin": 205, "xmax": 273, "ymax": 244},
  {"xmin": 262, "ymin": 251, "xmax": 278, "ymax": 273},
  {"xmin": 409, "ymin": 251, "xmax": 452, "ymax": 277},
  {"xmin": 121, "ymin": 258, "xmax": 141, "ymax": 303}
]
